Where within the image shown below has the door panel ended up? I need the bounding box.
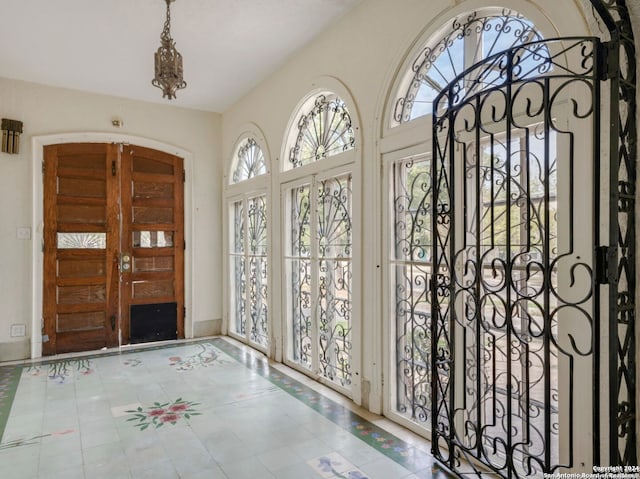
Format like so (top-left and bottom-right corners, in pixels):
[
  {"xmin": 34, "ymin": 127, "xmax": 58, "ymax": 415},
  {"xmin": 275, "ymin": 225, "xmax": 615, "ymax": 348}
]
[
  {"xmin": 134, "ymin": 182, "xmax": 174, "ymax": 199},
  {"xmin": 43, "ymin": 143, "xmax": 184, "ymax": 355},
  {"xmin": 119, "ymin": 145, "xmax": 184, "ymax": 344},
  {"xmin": 57, "ymin": 204, "xmax": 106, "ymax": 223},
  {"xmin": 43, "ymin": 143, "xmax": 118, "ymax": 355}
]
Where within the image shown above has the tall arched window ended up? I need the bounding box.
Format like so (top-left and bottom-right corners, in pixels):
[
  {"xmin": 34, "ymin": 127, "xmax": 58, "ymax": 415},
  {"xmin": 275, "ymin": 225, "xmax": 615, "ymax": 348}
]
[
  {"xmin": 387, "ymin": 7, "xmax": 548, "ymax": 438},
  {"xmin": 282, "ymin": 90, "xmax": 359, "ymax": 395},
  {"xmin": 227, "ymin": 135, "xmax": 269, "ymax": 351}
]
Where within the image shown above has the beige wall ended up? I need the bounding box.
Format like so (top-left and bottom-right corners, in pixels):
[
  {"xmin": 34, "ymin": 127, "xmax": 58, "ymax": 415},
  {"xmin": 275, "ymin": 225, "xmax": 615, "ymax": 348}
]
[{"xmin": 0, "ymin": 76, "xmax": 222, "ymax": 360}]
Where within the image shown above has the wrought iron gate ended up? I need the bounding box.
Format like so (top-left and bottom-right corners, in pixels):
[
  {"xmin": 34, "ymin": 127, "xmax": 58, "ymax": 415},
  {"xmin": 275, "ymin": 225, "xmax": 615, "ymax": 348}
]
[{"xmin": 429, "ymin": 2, "xmax": 636, "ymax": 477}]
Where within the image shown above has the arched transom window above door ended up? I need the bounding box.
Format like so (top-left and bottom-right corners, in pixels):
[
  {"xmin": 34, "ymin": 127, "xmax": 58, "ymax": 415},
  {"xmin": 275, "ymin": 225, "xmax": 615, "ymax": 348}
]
[
  {"xmin": 391, "ymin": 8, "xmax": 545, "ymax": 126},
  {"xmin": 285, "ymin": 92, "xmax": 355, "ymax": 170}
]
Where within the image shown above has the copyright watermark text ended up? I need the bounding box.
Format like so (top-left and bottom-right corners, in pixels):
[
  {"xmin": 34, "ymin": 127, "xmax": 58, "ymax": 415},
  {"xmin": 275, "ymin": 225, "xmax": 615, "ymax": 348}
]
[{"xmin": 542, "ymin": 467, "xmax": 640, "ymax": 479}]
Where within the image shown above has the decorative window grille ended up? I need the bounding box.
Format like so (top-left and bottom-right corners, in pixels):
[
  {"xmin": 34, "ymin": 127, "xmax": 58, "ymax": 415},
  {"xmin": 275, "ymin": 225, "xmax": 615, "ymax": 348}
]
[
  {"xmin": 232, "ymin": 138, "xmax": 267, "ymax": 183},
  {"xmin": 228, "ymin": 137, "xmax": 269, "ymax": 350},
  {"xmin": 286, "ymin": 175, "xmax": 353, "ymax": 387},
  {"xmin": 392, "ymin": 8, "xmax": 544, "ymax": 125},
  {"xmin": 284, "ymin": 91, "xmax": 356, "ymax": 392},
  {"xmin": 390, "ymin": 154, "xmax": 433, "ymax": 424},
  {"xmin": 287, "ymin": 94, "xmax": 355, "ymax": 169}
]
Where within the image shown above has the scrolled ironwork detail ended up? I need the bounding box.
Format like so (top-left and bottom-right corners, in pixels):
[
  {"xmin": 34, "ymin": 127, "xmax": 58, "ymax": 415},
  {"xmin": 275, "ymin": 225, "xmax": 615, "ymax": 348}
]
[
  {"xmin": 229, "ymin": 195, "xmax": 269, "ymax": 349},
  {"xmin": 287, "ymin": 175, "xmax": 353, "ymax": 387},
  {"xmin": 317, "ymin": 175, "xmax": 353, "ymax": 386},
  {"xmin": 597, "ymin": 0, "xmax": 637, "ymax": 467},
  {"xmin": 232, "ymin": 138, "xmax": 267, "ymax": 183},
  {"xmin": 391, "ymin": 155, "xmax": 434, "ymax": 423},
  {"xmin": 394, "ymin": 9, "xmax": 544, "ymax": 124},
  {"xmin": 247, "ymin": 196, "xmax": 268, "ymax": 348},
  {"xmin": 289, "ymin": 94, "xmax": 355, "ymax": 168},
  {"xmin": 432, "ymin": 34, "xmax": 603, "ymax": 478}
]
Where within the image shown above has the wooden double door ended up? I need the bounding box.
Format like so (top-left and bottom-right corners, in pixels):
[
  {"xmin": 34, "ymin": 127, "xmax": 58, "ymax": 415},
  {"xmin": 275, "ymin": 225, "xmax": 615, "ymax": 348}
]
[{"xmin": 42, "ymin": 143, "xmax": 185, "ymax": 355}]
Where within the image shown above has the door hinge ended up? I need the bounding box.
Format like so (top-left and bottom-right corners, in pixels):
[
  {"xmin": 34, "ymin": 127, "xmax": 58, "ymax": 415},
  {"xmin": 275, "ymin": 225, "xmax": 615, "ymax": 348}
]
[
  {"xmin": 183, "ymin": 306, "xmax": 186, "ymax": 318},
  {"xmin": 183, "ymin": 169, "xmax": 186, "ymax": 183},
  {"xmin": 183, "ymin": 240, "xmax": 186, "ymax": 250},
  {"xmin": 111, "ymin": 160, "xmax": 116, "ymax": 176},
  {"xmin": 41, "ymin": 160, "xmax": 45, "ymax": 176},
  {"xmin": 595, "ymin": 245, "xmax": 614, "ymax": 285},
  {"xmin": 597, "ymin": 41, "xmax": 619, "ymax": 81}
]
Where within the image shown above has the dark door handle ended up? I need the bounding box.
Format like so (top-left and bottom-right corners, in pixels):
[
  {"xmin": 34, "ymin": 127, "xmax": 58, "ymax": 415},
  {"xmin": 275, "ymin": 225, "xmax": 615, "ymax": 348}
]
[{"xmin": 110, "ymin": 315, "xmax": 116, "ymax": 331}]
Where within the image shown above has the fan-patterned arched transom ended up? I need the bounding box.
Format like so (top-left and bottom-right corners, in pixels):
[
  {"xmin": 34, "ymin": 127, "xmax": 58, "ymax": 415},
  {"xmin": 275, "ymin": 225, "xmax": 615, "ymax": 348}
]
[
  {"xmin": 232, "ymin": 137, "xmax": 267, "ymax": 183},
  {"xmin": 288, "ymin": 93, "xmax": 355, "ymax": 169},
  {"xmin": 393, "ymin": 8, "xmax": 544, "ymax": 124}
]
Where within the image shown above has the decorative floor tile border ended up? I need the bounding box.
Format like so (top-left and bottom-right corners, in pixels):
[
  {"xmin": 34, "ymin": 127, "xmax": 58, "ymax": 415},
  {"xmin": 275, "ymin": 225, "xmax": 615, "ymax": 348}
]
[
  {"xmin": 0, "ymin": 365, "xmax": 23, "ymax": 440},
  {"xmin": 212, "ymin": 338, "xmax": 454, "ymax": 478}
]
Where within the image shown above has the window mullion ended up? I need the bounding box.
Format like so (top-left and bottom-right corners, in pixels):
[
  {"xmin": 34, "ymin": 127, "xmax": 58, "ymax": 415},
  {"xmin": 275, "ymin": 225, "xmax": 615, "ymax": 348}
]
[
  {"xmin": 243, "ymin": 195, "xmax": 252, "ymax": 343},
  {"xmin": 309, "ymin": 174, "xmax": 320, "ymax": 377}
]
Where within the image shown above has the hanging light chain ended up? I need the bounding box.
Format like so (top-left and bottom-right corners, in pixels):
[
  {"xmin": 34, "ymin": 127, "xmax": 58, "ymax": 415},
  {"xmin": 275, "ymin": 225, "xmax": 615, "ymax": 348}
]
[{"xmin": 160, "ymin": 0, "xmax": 172, "ymax": 44}]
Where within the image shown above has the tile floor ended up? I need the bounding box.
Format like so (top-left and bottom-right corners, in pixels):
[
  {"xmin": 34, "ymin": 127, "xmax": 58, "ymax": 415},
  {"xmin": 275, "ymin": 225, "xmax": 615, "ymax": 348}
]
[{"xmin": 0, "ymin": 337, "xmax": 454, "ymax": 479}]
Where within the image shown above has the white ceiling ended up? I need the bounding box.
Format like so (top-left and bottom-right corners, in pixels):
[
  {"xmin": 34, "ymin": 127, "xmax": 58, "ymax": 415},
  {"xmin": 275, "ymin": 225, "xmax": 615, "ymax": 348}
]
[{"xmin": 0, "ymin": 0, "xmax": 361, "ymax": 112}]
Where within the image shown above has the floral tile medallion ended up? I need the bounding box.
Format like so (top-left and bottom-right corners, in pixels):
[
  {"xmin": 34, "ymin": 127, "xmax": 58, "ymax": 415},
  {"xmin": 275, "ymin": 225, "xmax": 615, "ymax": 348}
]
[
  {"xmin": 26, "ymin": 358, "xmax": 94, "ymax": 385},
  {"xmin": 125, "ymin": 398, "xmax": 201, "ymax": 430},
  {"xmin": 168, "ymin": 343, "xmax": 229, "ymax": 371},
  {"xmin": 122, "ymin": 358, "xmax": 142, "ymax": 367}
]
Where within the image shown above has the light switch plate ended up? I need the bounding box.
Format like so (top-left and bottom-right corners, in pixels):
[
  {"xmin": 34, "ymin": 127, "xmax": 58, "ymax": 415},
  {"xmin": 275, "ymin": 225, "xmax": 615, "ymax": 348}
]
[
  {"xmin": 10, "ymin": 324, "xmax": 26, "ymax": 337},
  {"xmin": 17, "ymin": 227, "xmax": 31, "ymax": 240}
]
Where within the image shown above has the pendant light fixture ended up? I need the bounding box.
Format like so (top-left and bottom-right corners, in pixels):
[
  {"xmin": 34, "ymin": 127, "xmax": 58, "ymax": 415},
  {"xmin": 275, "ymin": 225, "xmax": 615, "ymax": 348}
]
[{"xmin": 152, "ymin": 0, "xmax": 186, "ymax": 99}]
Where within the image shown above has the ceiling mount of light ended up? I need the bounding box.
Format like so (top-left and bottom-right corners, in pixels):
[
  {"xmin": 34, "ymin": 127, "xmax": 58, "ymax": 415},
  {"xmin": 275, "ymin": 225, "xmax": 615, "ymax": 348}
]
[{"xmin": 152, "ymin": 0, "xmax": 186, "ymax": 99}]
